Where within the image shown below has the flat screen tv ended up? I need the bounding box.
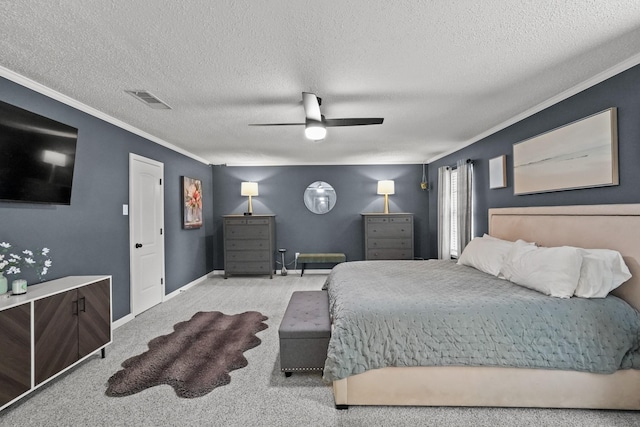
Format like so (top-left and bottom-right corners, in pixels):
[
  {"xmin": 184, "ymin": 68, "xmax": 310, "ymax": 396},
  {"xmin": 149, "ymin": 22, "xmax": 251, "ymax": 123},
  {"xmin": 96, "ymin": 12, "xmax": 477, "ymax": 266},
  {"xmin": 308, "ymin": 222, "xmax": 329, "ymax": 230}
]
[{"xmin": 0, "ymin": 99, "xmax": 78, "ymax": 204}]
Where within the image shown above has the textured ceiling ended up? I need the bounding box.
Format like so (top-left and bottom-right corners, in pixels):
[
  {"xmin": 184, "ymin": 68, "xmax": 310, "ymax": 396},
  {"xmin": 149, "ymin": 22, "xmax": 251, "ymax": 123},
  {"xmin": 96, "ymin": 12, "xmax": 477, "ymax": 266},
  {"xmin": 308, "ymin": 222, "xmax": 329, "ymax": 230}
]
[{"xmin": 2, "ymin": 1, "xmax": 640, "ymax": 165}]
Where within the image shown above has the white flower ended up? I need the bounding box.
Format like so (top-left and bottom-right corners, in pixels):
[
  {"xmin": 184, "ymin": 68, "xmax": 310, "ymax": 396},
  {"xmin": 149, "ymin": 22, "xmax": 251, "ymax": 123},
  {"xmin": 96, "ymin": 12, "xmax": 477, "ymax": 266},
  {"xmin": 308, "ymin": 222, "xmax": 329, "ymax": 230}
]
[{"xmin": 0, "ymin": 243, "xmax": 53, "ymax": 280}]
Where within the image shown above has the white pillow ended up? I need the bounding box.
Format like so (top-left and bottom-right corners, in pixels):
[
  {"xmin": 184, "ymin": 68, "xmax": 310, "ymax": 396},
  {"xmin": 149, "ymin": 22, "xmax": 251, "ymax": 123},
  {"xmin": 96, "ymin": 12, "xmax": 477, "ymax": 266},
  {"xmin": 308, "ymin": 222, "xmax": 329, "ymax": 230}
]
[
  {"xmin": 574, "ymin": 248, "xmax": 632, "ymax": 298},
  {"xmin": 499, "ymin": 240, "xmax": 583, "ymax": 298},
  {"xmin": 457, "ymin": 235, "xmax": 513, "ymax": 276}
]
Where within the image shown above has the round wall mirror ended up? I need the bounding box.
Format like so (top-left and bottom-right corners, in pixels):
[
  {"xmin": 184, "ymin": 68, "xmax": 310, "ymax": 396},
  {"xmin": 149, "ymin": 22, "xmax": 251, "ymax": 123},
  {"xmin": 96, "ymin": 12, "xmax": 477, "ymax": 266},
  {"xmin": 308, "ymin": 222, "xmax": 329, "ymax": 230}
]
[{"xmin": 304, "ymin": 181, "xmax": 337, "ymax": 214}]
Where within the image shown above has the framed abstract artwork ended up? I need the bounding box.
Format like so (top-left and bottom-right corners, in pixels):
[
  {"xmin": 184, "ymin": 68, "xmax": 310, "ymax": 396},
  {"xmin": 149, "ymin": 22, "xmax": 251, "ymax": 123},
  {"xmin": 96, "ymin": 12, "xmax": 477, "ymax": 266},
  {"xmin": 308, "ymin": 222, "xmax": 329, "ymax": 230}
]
[
  {"xmin": 182, "ymin": 176, "xmax": 202, "ymax": 229},
  {"xmin": 513, "ymin": 108, "xmax": 618, "ymax": 195},
  {"xmin": 489, "ymin": 155, "xmax": 507, "ymax": 189}
]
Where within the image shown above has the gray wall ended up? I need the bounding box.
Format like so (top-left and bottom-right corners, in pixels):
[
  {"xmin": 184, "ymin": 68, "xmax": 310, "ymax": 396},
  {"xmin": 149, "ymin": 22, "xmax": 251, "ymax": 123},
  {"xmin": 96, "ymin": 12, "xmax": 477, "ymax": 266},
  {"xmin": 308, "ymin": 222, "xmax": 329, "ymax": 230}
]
[
  {"xmin": 428, "ymin": 63, "xmax": 640, "ymax": 257},
  {"xmin": 211, "ymin": 164, "xmax": 429, "ymax": 270},
  {"xmin": 0, "ymin": 77, "xmax": 214, "ymax": 321}
]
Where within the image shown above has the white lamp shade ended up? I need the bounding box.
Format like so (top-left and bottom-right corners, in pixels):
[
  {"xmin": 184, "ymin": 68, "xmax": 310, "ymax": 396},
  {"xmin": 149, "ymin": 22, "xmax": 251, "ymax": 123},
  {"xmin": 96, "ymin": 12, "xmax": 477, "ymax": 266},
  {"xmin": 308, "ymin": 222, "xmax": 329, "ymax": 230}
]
[
  {"xmin": 377, "ymin": 180, "xmax": 395, "ymax": 195},
  {"xmin": 304, "ymin": 121, "xmax": 327, "ymax": 140},
  {"xmin": 241, "ymin": 181, "xmax": 259, "ymax": 196}
]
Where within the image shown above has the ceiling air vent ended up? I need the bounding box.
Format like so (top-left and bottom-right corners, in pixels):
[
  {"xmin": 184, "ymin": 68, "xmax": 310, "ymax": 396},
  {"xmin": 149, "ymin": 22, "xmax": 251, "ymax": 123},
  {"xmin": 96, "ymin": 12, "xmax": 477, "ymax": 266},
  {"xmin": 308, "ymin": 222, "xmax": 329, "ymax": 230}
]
[{"xmin": 125, "ymin": 90, "xmax": 171, "ymax": 110}]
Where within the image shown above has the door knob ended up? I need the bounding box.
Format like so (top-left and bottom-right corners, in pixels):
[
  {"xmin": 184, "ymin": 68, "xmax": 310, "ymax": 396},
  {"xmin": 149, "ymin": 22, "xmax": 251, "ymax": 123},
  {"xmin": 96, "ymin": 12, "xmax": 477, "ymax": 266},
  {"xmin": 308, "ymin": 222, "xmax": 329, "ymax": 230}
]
[{"xmin": 135, "ymin": 243, "xmax": 143, "ymax": 248}]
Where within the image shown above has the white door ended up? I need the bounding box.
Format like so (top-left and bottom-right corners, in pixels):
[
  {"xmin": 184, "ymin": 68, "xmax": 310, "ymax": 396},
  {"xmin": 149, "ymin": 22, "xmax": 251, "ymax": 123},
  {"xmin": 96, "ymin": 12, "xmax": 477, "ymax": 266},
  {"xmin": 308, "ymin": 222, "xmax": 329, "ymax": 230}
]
[{"xmin": 129, "ymin": 154, "xmax": 165, "ymax": 315}]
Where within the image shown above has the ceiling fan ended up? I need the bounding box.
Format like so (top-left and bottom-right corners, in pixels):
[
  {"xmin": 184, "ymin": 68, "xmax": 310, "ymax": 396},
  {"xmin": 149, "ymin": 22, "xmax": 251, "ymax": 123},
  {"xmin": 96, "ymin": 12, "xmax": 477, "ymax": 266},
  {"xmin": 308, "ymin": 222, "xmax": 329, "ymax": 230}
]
[{"xmin": 249, "ymin": 92, "xmax": 384, "ymax": 140}]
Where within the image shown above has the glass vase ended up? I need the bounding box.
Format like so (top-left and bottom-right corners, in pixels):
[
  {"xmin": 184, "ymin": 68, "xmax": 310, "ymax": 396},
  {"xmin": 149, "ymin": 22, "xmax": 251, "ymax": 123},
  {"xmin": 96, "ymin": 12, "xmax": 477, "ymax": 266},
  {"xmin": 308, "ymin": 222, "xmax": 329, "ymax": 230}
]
[{"xmin": 0, "ymin": 272, "xmax": 7, "ymax": 294}]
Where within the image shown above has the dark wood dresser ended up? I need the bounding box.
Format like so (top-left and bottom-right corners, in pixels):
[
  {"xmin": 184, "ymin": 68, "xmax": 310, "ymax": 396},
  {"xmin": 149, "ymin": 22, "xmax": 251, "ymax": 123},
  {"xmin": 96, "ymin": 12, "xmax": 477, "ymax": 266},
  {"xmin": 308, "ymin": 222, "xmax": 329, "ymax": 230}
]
[
  {"xmin": 362, "ymin": 213, "xmax": 414, "ymax": 260},
  {"xmin": 223, "ymin": 214, "xmax": 276, "ymax": 278}
]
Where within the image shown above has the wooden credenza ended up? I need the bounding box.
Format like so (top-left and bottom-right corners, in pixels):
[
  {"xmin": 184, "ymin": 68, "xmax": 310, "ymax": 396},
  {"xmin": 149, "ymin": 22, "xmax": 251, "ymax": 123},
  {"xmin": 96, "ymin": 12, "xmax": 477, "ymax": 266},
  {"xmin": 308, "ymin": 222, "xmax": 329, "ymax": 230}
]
[
  {"xmin": 362, "ymin": 213, "xmax": 414, "ymax": 260},
  {"xmin": 223, "ymin": 215, "xmax": 276, "ymax": 278},
  {"xmin": 0, "ymin": 276, "xmax": 112, "ymax": 410}
]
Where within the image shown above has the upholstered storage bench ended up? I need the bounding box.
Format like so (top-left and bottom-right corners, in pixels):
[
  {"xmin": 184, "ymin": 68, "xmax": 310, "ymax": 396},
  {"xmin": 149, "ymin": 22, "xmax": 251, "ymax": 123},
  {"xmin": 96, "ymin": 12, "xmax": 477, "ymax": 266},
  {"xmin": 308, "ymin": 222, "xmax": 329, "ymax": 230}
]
[
  {"xmin": 297, "ymin": 253, "xmax": 346, "ymax": 276},
  {"xmin": 278, "ymin": 290, "xmax": 331, "ymax": 376}
]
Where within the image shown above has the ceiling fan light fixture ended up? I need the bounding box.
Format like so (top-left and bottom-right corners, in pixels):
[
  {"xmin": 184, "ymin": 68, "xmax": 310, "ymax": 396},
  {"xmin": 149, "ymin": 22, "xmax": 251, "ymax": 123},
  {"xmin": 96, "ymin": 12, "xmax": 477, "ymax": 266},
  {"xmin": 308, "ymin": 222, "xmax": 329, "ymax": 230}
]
[{"xmin": 304, "ymin": 120, "xmax": 326, "ymax": 141}]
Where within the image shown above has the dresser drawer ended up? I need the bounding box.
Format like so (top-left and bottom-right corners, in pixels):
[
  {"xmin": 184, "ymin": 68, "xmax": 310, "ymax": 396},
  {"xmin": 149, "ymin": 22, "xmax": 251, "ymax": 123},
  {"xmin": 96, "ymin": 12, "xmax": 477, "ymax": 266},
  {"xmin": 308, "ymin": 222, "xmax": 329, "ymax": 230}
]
[
  {"xmin": 366, "ymin": 223, "xmax": 412, "ymax": 238},
  {"xmin": 389, "ymin": 216, "xmax": 412, "ymax": 224},
  {"xmin": 225, "ymin": 250, "xmax": 270, "ymax": 262},
  {"xmin": 367, "ymin": 238, "xmax": 412, "ymax": 250},
  {"xmin": 366, "ymin": 215, "xmax": 412, "ymax": 224},
  {"xmin": 366, "ymin": 249, "xmax": 413, "ymax": 260},
  {"xmin": 225, "ymin": 218, "xmax": 247, "ymax": 225},
  {"xmin": 225, "ymin": 225, "xmax": 270, "ymax": 239},
  {"xmin": 225, "ymin": 261, "xmax": 272, "ymax": 274},
  {"xmin": 225, "ymin": 240, "xmax": 271, "ymax": 250},
  {"xmin": 225, "ymin": 218, "xmax": 271, "ymax": 226},
  {"xmin": 366, "ymin": 217, "xmax": 390, "ymax": 224}
]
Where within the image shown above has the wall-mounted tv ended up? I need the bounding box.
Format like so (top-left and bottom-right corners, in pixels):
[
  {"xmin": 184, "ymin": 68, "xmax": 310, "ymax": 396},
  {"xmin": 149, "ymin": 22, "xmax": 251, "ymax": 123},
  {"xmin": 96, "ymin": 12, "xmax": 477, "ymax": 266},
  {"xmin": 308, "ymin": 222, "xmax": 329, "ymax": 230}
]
[{"xmin": 0, "ymin": 99, "xmax": 78, "ymax": 205}]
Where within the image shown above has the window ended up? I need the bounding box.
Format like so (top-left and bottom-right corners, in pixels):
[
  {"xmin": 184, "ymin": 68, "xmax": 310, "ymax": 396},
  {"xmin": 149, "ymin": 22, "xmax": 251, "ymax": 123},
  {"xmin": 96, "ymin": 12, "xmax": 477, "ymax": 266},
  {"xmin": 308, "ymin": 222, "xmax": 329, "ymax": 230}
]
[
  {"xmin": 437, "ymin": 160, "xmax": 473, "ymax": 260},
  {"xmin": 450, "ymin": 168, "xmax": 458, "ymax": 257}
]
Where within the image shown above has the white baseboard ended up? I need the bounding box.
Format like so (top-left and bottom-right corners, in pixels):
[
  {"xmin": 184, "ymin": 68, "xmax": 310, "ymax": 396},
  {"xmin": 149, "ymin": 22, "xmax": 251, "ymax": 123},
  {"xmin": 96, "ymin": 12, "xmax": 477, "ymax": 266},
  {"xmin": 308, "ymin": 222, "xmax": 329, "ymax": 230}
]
[
  {"xmin": 278, "ymin": 269, "xmax": 332, "ymax": 276},
  {"xmin": 211, "ymin": 269, "xmax": 331, "ymax": 277},
  {"xmin": 112, "ymin": 272, "xmax": 213, "ymax": 329},
  {"xmin": 163, "ymin": 273, "xmax": 211, "ymax": 301},
  {"xmin": 112, "ymin": 313, "xmax": 134, "ymax": 330}
]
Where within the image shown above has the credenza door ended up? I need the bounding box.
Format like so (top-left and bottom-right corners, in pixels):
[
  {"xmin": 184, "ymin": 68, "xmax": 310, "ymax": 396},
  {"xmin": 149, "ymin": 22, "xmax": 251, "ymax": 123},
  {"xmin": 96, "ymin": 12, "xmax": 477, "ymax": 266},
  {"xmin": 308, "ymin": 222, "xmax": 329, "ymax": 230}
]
[
  {"xmin": 0, "ymin": 304, "xmax": 31, "ymax": 405},
  {"xmin": 34, "ymin": 290, "xmax": 79, "ymax": 385}
]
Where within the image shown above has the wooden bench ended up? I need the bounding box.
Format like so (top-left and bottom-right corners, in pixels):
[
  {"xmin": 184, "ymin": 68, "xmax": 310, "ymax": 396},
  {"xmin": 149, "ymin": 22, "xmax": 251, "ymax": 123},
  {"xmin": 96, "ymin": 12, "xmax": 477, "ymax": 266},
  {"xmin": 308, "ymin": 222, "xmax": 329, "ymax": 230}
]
[
  {"xmin": 297, "ymin": 253, "xmax": 346, "ymax": 276},
  {"xmin": 278, "ymin": 291, "xmax": 331, "ymax": 376}
]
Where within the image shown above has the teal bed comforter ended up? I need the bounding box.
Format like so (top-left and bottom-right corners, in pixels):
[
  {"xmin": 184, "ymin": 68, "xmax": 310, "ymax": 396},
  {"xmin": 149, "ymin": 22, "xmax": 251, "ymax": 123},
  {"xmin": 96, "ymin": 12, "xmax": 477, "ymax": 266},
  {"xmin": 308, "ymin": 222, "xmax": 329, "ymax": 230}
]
[{"xmin": 322, "ymin": 260, "xmax": 640, "ymax": 382}]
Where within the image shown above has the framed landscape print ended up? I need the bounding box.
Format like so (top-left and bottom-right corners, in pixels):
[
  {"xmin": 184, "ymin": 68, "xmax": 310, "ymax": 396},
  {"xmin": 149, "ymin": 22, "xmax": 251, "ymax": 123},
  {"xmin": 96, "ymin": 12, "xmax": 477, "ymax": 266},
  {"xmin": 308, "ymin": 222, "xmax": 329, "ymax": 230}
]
[
  {"xmin": 513, "ymin": 108, "xmax": 618, "ymax": 195},
  {"xmin": 182, "ymin": 176, "xmax": 202, "ymax": 229}
]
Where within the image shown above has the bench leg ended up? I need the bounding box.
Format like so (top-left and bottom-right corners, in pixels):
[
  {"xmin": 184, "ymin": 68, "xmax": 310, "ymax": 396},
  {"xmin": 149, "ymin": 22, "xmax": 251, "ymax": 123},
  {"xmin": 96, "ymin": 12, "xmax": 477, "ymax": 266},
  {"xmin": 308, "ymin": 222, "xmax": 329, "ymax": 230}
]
[
  {"xmin": 335, "ymin": 404, "xmax": 349, "ymax": 410},
  {"xmin": 300, "ymin": 263, "xmax": 306, "ymax": 277},
  {"xmin": 285, "ymin": 372, "xmax": 292, "ymax": 377}
]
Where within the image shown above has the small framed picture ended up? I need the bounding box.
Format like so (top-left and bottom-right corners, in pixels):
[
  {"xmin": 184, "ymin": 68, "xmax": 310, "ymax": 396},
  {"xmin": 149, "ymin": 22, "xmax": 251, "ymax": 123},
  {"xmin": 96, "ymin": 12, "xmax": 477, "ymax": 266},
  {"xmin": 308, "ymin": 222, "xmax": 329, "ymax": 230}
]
[
  {"xmin": 182, "ymin": 176, "xmax": 202, "ymax": 229},
  {"xmin": 489, "ymin": 155, "xmax": 507, "ymax": 189}
]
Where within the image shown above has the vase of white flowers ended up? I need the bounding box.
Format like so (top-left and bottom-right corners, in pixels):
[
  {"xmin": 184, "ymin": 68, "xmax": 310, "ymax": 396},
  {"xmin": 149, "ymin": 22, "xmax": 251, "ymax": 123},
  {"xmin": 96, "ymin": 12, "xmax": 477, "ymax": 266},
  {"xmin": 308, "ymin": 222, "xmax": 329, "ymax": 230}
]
[
  {"xmin": 22, "ymin": 247, "xmax": 52, "ymax": 282},
  {"xmin": 0, "ymin": 242, "xmax": 22, "ymax": 294}
]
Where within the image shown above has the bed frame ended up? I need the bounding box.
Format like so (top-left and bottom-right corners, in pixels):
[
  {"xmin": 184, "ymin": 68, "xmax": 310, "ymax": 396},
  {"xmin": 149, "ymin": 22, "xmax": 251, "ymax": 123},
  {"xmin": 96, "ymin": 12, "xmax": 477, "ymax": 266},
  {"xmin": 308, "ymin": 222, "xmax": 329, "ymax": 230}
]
[{"xmin": 332, "ymin": 204, "xmax": 640, "ymax": 409}]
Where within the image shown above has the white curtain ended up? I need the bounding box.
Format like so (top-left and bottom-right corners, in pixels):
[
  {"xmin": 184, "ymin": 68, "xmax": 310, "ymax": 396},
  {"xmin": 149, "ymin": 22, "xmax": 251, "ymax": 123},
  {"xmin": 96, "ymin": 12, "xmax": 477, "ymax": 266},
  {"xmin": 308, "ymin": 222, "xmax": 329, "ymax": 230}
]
[
  {"xmin": 456, "ymin": 159, "xmax": 473, "ymax": 255},
  {"xmin": 437, "ymin": 166, "xmax": 451, "ymax": 260}
]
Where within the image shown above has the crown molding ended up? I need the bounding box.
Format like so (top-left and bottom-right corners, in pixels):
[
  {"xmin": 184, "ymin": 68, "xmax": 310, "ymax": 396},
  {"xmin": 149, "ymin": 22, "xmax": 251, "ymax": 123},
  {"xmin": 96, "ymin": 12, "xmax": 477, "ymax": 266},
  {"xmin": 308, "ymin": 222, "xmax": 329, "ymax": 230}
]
[
  {"xmin": 427, "ymin": 52, "xmax": 640, "ymax": 164},
  {"xmin": 0, "ymin": 66, "xmax": 211, "ymax": 165}
]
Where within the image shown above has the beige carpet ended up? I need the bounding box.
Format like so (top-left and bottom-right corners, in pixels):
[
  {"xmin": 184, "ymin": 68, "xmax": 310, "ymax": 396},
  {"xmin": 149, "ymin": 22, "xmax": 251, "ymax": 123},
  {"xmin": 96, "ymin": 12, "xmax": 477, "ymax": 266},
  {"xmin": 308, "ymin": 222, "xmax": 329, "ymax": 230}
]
[{"xmin": 1, "ymin": 273, "xmax": 639, "ymax": 426}]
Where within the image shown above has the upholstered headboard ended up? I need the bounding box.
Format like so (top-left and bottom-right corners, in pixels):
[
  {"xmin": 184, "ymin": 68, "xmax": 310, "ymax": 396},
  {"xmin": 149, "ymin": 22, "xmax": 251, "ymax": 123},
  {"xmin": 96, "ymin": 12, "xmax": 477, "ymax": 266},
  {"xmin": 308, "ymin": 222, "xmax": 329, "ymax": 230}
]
[{"xmin": 488, "ymin": 204, "xmax": 640, "ymax": 311}]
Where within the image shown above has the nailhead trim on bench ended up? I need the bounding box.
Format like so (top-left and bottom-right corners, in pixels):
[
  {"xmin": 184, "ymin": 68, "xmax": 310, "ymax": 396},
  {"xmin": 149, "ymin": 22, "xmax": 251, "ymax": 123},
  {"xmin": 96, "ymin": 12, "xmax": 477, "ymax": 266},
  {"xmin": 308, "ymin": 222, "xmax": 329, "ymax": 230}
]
[{"xmin": 281, "ymin": 367, "xmax": 323, "ymax": 372}]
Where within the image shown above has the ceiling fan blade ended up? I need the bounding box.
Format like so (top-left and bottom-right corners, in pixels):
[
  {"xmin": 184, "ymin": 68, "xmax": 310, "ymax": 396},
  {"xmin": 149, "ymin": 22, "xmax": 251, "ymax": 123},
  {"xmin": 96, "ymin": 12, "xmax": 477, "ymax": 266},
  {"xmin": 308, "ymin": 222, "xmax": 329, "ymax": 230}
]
[
  {"xmin": 248, "ymin": 123, "xmax": 305, "ymax": 126},
  {"xmin": 302, "ymin": 92, "xmax": 322, "ymax": 122},
  {"xmin": 324, "ymin": 118, "xmax": 384, "ymax": 127}
]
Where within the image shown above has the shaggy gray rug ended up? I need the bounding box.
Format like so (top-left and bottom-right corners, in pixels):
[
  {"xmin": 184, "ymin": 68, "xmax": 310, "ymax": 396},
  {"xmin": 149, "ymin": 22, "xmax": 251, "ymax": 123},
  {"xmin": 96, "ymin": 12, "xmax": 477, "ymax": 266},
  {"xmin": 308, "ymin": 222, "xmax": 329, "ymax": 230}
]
[{"xmin": 105, "ymin": 311, "xmax": 268, "ymax": 398}]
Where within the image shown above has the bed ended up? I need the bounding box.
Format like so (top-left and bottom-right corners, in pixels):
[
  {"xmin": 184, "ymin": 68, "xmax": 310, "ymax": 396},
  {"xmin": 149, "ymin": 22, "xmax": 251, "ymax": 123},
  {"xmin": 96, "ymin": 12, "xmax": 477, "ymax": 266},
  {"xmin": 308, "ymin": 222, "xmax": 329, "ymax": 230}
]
[{"xmin": 324, "ymin": 204, "xmax": 640, "ymax": 409}]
